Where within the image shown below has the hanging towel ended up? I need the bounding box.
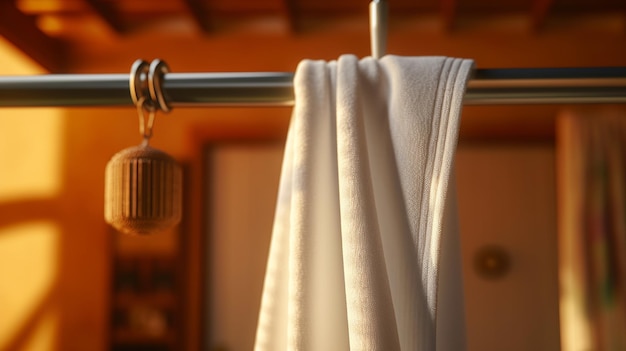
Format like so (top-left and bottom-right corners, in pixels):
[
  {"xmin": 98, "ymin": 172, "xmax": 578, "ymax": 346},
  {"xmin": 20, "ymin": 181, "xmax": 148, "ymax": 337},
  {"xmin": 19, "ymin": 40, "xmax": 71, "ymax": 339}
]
[{"xmin": 254, "ymin": 55, "xmax": 474, "ymax": 351}]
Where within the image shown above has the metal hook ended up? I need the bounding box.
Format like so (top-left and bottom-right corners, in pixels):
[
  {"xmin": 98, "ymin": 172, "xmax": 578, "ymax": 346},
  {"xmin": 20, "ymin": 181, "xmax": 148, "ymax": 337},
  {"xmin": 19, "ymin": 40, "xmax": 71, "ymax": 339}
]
[
  {"xmin": 136, "ymin": 96, "xmax": 156, "ymax": 144},
  {"xmin": 369, "ymin": 0, "xmax": 388, "ymax": 59},
  {"xmin": 129, "ymin": 58, "xmax": 173, "ymax": 144}
]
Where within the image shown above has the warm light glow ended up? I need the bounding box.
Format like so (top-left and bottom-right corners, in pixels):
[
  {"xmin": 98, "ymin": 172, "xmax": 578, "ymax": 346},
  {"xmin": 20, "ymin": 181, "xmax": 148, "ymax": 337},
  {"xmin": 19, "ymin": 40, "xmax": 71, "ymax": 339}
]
[
  {"xmin": 0, "ymin": 108, "xmax": 64, "ymax": 201},
  {"xmin": 0, "ymin": 37, "xmax": 63, "ymax": 351},
  {"xmin": 0, "ymin": 222, "xmax": 59, "ymax": 349},
  {"xmin": 0, "ymin": 39, "xmax": 63, "ymax": 202},
  {"xmin": 37, "ymin": 15, "xmax": 65, "ymax": 34},
  {"xmin": 18, "ymin": 0, "xmax": 83, "ymax": 13},
  {"xmin": 35, "ymin": 14, "xmax": 117, "ymax": 43},
  {"xmin": 21, "ymin": 308, "xmax": 59, "ymax": 351}
]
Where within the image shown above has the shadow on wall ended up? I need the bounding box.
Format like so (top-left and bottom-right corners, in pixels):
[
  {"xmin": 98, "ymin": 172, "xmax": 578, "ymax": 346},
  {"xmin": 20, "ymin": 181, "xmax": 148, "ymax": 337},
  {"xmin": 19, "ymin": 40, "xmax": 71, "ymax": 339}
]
[
  {"xmin": 0, "ymin": 39, "xmax": 64, "ymax": 351},
  {"xmin": 0, "ymin": 38, "xmax": 111, "ymax": 351}
]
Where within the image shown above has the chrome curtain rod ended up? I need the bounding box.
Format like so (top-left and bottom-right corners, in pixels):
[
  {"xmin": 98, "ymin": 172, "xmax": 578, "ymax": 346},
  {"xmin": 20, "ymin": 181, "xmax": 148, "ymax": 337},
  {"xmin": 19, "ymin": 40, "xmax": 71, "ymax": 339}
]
[{"xmin": 1, "ymin": 67, "xmax": 625, "ymax": 107}]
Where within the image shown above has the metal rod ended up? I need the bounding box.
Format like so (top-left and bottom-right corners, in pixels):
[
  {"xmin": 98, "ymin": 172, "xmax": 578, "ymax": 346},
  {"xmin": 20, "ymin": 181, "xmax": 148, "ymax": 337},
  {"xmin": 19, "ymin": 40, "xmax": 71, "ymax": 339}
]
[
  {"xmin": 369, "ymin": 0, "xmax": 388, "ymax": 59},
  {"xmin": 0, "ymin": 67, "xmax": 625, "ymax": 107}
]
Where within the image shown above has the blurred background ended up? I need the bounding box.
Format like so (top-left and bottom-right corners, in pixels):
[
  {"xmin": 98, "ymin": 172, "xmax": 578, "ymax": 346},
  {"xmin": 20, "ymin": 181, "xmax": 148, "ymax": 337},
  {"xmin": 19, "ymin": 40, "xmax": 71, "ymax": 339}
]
[{"xmin": 0, "ymin": 0, "xmax": 625, "ymax": 350}]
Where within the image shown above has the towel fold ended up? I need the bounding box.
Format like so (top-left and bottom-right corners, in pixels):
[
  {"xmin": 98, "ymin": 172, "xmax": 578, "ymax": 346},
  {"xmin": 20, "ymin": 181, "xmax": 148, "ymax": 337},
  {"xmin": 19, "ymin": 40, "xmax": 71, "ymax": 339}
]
[{"xmin": 254, "ymin": 55, "xmax": 474, "ymax": 351}]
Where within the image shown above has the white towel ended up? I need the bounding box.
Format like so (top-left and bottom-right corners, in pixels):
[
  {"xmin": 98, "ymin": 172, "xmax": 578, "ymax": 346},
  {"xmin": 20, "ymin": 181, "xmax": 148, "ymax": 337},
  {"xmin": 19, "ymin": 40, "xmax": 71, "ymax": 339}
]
[{"xmin": 254, "ymin": 55, "xmax": 474, "ymax": 351}]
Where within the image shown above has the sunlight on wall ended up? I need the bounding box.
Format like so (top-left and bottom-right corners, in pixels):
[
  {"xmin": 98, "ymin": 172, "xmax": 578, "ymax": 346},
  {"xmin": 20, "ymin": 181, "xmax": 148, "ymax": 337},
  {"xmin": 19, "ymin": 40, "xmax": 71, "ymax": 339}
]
[
  {"xmin": 0, "ymin": 222, "xmax": 59, "ymax": 349},
  {"xmin": 0, "ymin": 38, "xmax": 63, "ymax": 201},
  {"xmin": 0, "ymin": 108, "xmax": 63, "ymax": 201},
  {"xmin": 21, "ymin": 308, "xmax": 59, "ymax": 351},
  {"xmin": 0, "ymin": 38, "xmax": 63, "ymax": 351}
]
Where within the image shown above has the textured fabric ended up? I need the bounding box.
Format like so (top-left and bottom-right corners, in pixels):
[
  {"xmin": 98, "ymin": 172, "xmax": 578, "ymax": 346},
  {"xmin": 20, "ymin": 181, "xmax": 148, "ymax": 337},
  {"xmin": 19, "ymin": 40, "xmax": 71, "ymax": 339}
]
[
  {"xmin": 254, "ymin": 55, "xmax": 474, "ymax": 351},
  {"xmin": 557, "ymin": 109, "xmax": 626, "ymax": 351}
]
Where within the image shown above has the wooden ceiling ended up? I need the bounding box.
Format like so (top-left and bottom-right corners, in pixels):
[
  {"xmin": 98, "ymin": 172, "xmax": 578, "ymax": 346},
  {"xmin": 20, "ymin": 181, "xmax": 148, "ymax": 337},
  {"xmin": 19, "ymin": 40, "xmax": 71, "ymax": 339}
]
[{"xmin": 0, "ymin": 0, "xmax": 624, "ymax": 72}]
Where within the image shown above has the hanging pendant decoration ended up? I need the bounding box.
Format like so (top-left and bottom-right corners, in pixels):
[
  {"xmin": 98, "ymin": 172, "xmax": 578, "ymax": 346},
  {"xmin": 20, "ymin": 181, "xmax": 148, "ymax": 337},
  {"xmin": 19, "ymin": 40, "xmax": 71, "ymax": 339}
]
[{"xmin": 105, "ymin": 59, "xmax": 182, "ymax": 235}]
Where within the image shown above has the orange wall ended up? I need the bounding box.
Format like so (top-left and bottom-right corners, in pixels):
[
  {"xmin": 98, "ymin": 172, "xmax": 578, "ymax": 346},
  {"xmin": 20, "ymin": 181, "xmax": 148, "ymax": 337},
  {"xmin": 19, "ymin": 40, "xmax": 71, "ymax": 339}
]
[
  {"xmin": 0, "ymin": 39, "xmax": 65, "ymax": 351},
  {"xmin": 456, "ymin": 144, "xmax": 559, "ymax": 350}
]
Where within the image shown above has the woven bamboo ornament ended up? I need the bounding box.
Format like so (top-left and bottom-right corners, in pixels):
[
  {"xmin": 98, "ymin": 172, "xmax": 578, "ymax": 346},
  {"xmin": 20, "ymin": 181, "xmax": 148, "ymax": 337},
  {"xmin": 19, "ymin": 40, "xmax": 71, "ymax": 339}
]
[{"xmin": 105, "ymin": 60, "xmax": 182, "ymax": 235}]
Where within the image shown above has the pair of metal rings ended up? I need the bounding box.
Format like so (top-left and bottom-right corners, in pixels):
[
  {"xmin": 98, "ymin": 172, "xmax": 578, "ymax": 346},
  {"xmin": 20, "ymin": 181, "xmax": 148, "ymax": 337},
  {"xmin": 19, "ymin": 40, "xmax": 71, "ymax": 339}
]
[{"xmin": 130, "ymin": 59, "xmax": 171, "ymax": 113}]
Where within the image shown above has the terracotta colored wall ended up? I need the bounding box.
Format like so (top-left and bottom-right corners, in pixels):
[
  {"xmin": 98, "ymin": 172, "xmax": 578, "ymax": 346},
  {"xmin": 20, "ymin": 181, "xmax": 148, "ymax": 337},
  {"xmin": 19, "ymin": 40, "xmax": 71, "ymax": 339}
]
[
  {"xmin": 0, "ymin": 40, "xmax": 67, "ymax": 351},
  {"xmin": 457, "ymin": 144, "xmax": 559, "ymax": 350}
]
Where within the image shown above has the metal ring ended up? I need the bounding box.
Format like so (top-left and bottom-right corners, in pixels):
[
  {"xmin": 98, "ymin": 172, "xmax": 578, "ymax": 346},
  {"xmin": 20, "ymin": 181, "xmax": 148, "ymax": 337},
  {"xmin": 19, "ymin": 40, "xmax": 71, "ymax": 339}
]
[
  {"xmin": 129, "ymin": 59, "xmax": 152, "ymax": 109},
  {"xmin": 148, "ymin": 59, "xmax": 171, "ymax": 113}
]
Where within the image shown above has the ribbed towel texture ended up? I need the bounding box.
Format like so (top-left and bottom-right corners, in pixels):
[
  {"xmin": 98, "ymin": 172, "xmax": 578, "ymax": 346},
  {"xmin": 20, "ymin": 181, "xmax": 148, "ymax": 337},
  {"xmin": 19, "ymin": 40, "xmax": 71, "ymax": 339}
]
[{"xmin": 254, "ymin": 55, "xmax": 474, "ymax": 351}]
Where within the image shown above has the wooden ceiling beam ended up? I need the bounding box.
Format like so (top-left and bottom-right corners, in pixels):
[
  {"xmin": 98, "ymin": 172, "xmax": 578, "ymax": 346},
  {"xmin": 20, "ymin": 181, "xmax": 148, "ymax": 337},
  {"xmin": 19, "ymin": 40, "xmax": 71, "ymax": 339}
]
[
  {"xmin": 183, "ymin": 0, "xmax": 212, "ymax": 33},
  {"xmin": 531, "ymin": 0, "xmax": 554, "ymax": 32},
  {"xmin": 623, "ymin": 6, "xmax": 626, "ymax": 35},
  {"xmin": 0, "ymin": 1, "xmax": 66, "ymax": 72},
  {"xmin": 281, "ymin": 0, "xmax": 300, "ymax": 33},
  {"xmin": 83, "ymin": 0, "xmax": 126, "ymax": 33},
  {"xmin": 441, "ymin": 0, "xmax": 457, "ymax": 32}
]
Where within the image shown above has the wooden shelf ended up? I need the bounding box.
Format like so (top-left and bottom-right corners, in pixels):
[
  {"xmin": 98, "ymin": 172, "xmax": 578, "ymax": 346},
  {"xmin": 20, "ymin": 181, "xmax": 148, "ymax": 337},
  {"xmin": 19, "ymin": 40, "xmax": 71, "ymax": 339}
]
[
  {"xmin": 109, "ymin": 249, "xmax": 183, "ymax": 351},
  {"xmin": 113, "ymin": 329, "xmax": 177, "ymax": 344},
  {"xmin": 114, "ymin": 291, "xmax": 178, "ymax": 308}
]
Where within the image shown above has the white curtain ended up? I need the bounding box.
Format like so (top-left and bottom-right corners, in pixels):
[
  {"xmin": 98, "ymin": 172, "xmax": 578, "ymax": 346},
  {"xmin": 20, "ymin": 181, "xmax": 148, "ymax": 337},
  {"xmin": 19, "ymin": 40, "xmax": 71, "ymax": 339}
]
[{"xmin": 254, "ymin": 55, "xmax": 473, "ymax": 351}]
